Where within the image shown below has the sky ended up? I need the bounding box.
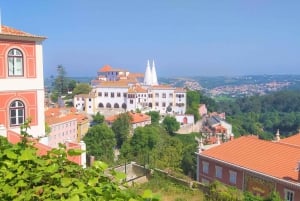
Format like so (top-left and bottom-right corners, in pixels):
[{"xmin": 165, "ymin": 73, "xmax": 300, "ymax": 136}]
[{"xmin": 1, "ymin": 0, "xmax": 300, "ymax": 77}]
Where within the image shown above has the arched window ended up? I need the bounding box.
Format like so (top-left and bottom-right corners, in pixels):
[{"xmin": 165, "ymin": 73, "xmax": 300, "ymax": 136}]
[
  {"xmin": 114, "ymin": 103, "xmax": 119, "ymax": 108},
  {"xmin": 122, "ymin": 103, "xmax": 127, "ymax": 109},
  {"xmin": 98, "ymin": 103, "xmax": 104, "ymax": 108},
  {"xmin": 10, "ymin": 100, "xmax": 25, "ymax": 126},
  {"xmin": 106, "ymin": 103, "xmax": 111, "ymax": 108},
  {"xmin": 8, "ymin": 48, "xmax": 23, "ymax": 76}
]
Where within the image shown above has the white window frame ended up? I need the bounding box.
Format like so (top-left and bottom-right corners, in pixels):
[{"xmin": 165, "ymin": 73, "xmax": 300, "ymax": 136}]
[
  {"xmin": 284, "ymin": 189, "xmax": 294, "ymax": 201},
  {"xmin": 215, "ymin": 166, "xmax": 222, "ymax": 179},
  {"xmin": 8, "ymin": 48, "xmax": 24, "ymax": 76},
  {"xmin": 9, "ymin": 100, "xmax": 25, "ymax": 126},
  {"xmin": 229, "ymin": 170, "xmax": 237, "ymax": 184},
  {"xmin": 202, "ymin": 161, "xmax": 209, "ymax": 174}
]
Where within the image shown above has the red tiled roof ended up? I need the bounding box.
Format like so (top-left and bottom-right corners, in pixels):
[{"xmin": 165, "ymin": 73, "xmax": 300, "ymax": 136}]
[
  {"xmin": 0, "ymin": 25, "xmax": 46, "ymax": 39},
  {"xmin": 200, "ymin": 136, "xmax": 300, "ymax": 183},
  {"xmin": 106, "ymin": 112, "xmax": 150, "ymax": 124},
  {"xmin": 99, "ymin": 65, "xmax": 112, "ymax": 72},
  {"xmin": 128, "ymin": 85, "xmax": 147, "ymax": 93},
  {"xmin": 279, "ymin": 133, "xmax": 300, "ymax": 147}
]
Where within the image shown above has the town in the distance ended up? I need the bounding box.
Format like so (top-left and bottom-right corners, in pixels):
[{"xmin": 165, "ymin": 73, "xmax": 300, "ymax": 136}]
[{"xmin": 2, "ymin": 24, "xmax": 300, "ymax": 201}]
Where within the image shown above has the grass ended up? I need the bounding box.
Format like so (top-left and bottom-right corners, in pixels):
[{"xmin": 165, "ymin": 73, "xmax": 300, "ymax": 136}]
[{"xmin": 130, "ymin": 173, "xmax": 205, "ymax": 201}]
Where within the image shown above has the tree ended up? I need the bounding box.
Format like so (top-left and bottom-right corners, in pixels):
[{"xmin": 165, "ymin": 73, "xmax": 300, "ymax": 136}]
[
  {"xmin": 0, "ymin": 126, "xmax": 156, "ymax": 200},
  {"xmin": 162, "ymin": 116, "xmax": 180, "ymax": 135},
  {"xmin": 68, "ymin": 79, "xmax": 77, "ymax": 91},
  {"xmin": 54, "ymin": 65, "xmax": 68, "ymax": 95},
  {"xmin": 146, "ymin": 111, "xmax": 160, "ymax": 124},
  {"xmin": 73, "ymin": 83, "xmax": 92, "ymax": 95},
  {"xmin": 129, "ymin": 125, "xmax": 160, "ymax": 161},
  {"xmin": 112, "ymin": 112, "xmax": 132, "ymax": 148},
  {"xmin": 152, "ymin": 137, "xmax": 183, "ymax": 171},
  {"xmin": 186, "ymin": 90, "xmax": 201, "ymax": 122},
  {"xmin": 91, "ymin": 112, "xmax": 105, "ymax": 125},
  {"xmin": 83, "ymin": 124, "xmax": 116, "ymax": 164}
]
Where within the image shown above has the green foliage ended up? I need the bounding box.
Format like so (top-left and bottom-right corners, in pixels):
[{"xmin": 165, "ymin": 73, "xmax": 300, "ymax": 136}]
[
  {"xmin": 205, "ymin": 181, "xmax": 244, "ymax": 201},
  {"xmin": 0, "ymin": 133, "xmax": 150, "ymax": 200},
  {"xmin": 54, "ymin": 65, "xmax": 68, "ymax": 95},
  {"xmin": 186, "ymin": 90, "xmax": 200, "ymax": 122},
  {"xmin": 218, "ymin": 90, "xmax": 300, "ymax": 137},
  {"xmin": 73, "ymin": 83, "xmax": 92, "ymax": 95},
  {"xmin": 68, "ymin": 79, "xmax": 77, "ymax": 91},
  {"xmin": 152, "ymin": 137, "xmax": 183, "ymax": 171},
  {"xmin": 112, "ymin": 112, "xmax": 132, "ymax": 148},
  {"xmin": 205, "ymin": 181, "xmax": 283, "ymax": 201},
  {"xmin": 146, "ymin": 111, "xmax": 160, "ymax": 124},
  {"xmin": 45, "ymin": 122, "xmax": 51, "ymax": 136},
  {"xmin": 83, "ymin": 124, "xmax": 116, "ymax": 164},
  {"xmin": 91, "ymin": 112, "xmax": 105, "ymax": 125},
  {"xmin": 162, "ymin": 116, "xmax": 180, "ymax": 135}
]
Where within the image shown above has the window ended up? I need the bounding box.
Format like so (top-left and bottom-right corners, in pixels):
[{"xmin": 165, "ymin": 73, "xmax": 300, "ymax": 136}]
[
  {"xmin": 104, "ymin": 92, "xmax": 108, "ymax": 97},
  {"xmin": 111, "ymin": 92, "xmax": 114, "ymax": 97},
  {"xmin": 169, "ymin": 93, "xmax": 173, "ymax": 98},
  {"xmin": 229, "ymin": 170, "xmax": 237, "ymax": 184},
  {"xmin": 285, "ymin": 189, "xmax": 294, "ymax": 201},
  {"xmin": 155, "ymin": 93, "xmax": 159, "ymax": 98},
  {"xmin": 98, "ymin": 92, "xmax": 102, "ymax": 97},
  {"xmin": 162, "ymin": 102, "xmax": 166, "ymax": 107},
  {"xmin": 123, "ymin": 93, "xmax": 127, "ymax": 97},
  {"xmin": 148, "ymin": 94, "xmax": 153, "ymax": 98},
  {"xmin": 117, "ymin": 92, "xmax": 121, "ymax": 97},
  {"xmin": 10, "ymin": 100, "xmax": 25, "ymax": 126},
  {"xmin": 202, "ymin": 161, "xmax": 209, "ymax": 174},
  {"xmin": 162, "ymin": 93, "xmax": 166, "ymax": 98},
  {"xmin": 8, "ymin": 48, "xmax": 23, "ymax": 76},
  {"xmin": 215, "ymin": 166, "xmax": 222, "ymax": 179},
  {"xmin": 130, "ymin": 100, "xmax": 133, "ymax": 104},
  {"xmin": 155, "ymin": 102, "xmax": 159, "ymax": 106}
]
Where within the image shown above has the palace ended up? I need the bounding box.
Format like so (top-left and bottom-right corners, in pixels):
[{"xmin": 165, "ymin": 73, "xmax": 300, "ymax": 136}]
[{"xmin": 74, "ymin": 60, "xmax": 186, "ymax": 115}]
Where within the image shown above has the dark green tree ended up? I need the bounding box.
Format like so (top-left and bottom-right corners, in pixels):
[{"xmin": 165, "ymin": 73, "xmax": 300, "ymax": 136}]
[
  {"xmin": 146, "ymin": 111, "xmax": 160, "ymax": 124},
  {"xmin": 162, "ymin": 116, "xmax": 180, "ymax": 135},
  {"xmin": 83, "ymin": 124, "xmax": 116, "ymax": 164},
  {"xmin": 112, "ymin": 112, "xmax": 132, "ymax": 148},
  {"xmin": 68, "ymin": 79, "xmax": 77, "ymax": 91},
  {"xmin": 54, "ymin": 65, "xmax": 68, "ymax": 95},
  {"xmin": 91, "ymin": 112, "xmax": 105, "ymax": 125}
]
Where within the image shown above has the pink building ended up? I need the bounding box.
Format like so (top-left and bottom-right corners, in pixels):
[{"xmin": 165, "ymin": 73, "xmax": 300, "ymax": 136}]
[{"xmin": 45, "ymin": 108, "xmax": 78, "ymax": 148}]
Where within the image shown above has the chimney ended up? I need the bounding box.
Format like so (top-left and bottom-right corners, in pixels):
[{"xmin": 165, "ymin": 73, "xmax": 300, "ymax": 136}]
[{"xmin": 275, "ymin": 129, "xmax": 280, "ymax": 142}]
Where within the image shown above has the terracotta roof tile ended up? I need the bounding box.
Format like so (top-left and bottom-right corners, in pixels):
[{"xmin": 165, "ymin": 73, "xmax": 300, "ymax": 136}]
[
  {"xmin": 200, "ymin": 136, "xmax": 300, "ymax": 183},
  {"xmin": 0, "ymin": 25, "xmax": 46, "ymax": 39},
  {"xmin": 128, "ymin": 85, "xmax": 147, "ymax": 93},
  {"xmin": 106, "ymin": 112, "xmax": 150, "ymax": 124},
  {"xmin": 279, "ymin": 133, "xmax": 300, "ymax": 147},
  {"xmin": 99, "ymin": 65, "xmax": 112, "ymax": 72}
]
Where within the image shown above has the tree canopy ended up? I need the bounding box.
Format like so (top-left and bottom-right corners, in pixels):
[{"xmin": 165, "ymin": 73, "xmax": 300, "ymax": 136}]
[
  {"xmin": 0, "ymin": 135, "xmax": 155, "ymax": 201},
  {"xmin": 83, "ymin": 124, "xmax": 116, "ymax": 164},
  {"xmin": 146, "ymin": 111, "xmax": 160, "ymax": 124},
  {"xmin": 112, "ymin": 112, "xmax": 132, "ymax": 148},
  {"xmin": 162, "ymin": 116, "xmax": 180, "ymax": 135},
  {"xmin": 73, "ymin": 83, "xmax": 92, "ymax": 96}
]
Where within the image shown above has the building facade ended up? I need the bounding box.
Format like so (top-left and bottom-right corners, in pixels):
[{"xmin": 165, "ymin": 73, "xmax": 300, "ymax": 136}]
[
  {"xmin": 196, "ymin": 135, "xmax": 300, "ymax": 200},
  {"xmin": 74, "ymin": 61, "xmax": 186, "ymax": 115},
  {"xmin": 0, "ymin": 25, "xmax": 46, "ymax": 138}
]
